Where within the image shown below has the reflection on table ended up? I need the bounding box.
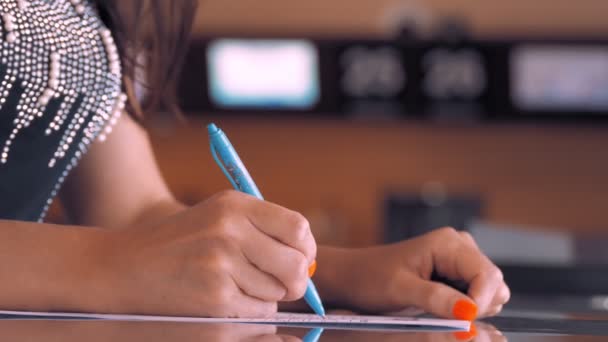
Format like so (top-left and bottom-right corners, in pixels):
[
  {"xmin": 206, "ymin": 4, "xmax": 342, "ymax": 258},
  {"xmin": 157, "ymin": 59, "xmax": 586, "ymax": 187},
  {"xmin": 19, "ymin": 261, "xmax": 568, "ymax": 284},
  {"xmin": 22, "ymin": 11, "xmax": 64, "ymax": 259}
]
[{"xmin": 0, "ymin": 319, "xmax": 504, "ymax": 342}]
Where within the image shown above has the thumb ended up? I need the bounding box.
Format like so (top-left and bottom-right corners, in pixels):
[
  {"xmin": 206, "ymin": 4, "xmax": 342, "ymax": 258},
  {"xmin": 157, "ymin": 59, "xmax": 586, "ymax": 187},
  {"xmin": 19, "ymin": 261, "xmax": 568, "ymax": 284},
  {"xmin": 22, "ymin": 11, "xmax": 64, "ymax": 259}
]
[{"xmin": 407, "ymin": 276, "xmax": 478, "ymax": 321}]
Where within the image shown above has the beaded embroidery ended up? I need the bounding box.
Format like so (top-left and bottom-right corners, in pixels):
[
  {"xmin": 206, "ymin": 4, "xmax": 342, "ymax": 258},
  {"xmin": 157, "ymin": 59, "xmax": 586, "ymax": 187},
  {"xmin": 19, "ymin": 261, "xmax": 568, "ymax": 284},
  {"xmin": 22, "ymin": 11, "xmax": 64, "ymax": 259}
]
[{"xmin": 0, "ymin": 0, "xmax": 125, "ymax": 221}]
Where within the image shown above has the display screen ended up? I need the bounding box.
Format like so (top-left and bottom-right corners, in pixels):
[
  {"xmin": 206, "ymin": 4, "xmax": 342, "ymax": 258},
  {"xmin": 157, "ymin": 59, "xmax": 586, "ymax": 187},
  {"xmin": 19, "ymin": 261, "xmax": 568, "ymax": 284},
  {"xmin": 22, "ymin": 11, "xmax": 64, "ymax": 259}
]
[
  {"xmin": 207, "ymin": 39, "xmax": 320, "ymax": 109},
  {"xmin": 511, "ymin": 45, "xmax": 608, "ymax": 112}
]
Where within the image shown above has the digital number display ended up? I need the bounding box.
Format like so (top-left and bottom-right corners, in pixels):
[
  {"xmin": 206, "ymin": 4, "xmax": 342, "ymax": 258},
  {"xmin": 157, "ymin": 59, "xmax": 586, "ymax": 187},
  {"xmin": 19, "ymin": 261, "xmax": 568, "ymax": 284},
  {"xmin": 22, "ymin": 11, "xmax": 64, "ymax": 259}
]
[
  {"xmin": 179, "ymin": 36, "xmax": 608, "ymax": 121},
  {"xmin": 421, "ymin": 48, "xmax": 487, "ymax": 100},
  {"xmin": 339, "ymin": 45, "xmax": 406, "ymax": 99}
]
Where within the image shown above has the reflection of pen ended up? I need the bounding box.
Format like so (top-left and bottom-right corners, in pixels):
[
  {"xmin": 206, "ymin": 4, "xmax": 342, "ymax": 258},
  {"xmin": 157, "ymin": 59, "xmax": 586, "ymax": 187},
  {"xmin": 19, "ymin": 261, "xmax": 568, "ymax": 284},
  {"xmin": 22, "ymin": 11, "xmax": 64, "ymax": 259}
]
[
  {"xmin": 208, "ymin": 123, "xmax": 326, "ymax": 317},
  {"xmin": 303, "ymin": 327, "xmax": 324, "ymax": 342}
]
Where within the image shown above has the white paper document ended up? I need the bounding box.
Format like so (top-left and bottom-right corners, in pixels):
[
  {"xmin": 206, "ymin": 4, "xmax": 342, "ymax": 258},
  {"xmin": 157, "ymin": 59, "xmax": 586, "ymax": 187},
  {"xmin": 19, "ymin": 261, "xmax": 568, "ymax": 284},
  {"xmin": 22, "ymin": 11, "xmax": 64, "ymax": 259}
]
[{"xmin": 0, "ymin": 310, "xmax": 470, "ymax": 331}]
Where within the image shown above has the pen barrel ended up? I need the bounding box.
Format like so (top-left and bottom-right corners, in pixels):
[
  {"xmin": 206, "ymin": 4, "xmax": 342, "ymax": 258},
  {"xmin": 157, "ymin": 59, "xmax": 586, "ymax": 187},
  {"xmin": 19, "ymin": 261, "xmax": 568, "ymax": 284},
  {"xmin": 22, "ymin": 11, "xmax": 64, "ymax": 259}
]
[
  {"xmin": 208, "ymin": 123, "xmax": 325, "ymax": 317},
  {"xmin": 209, "ymin": 128, "xmax": 264, "ymax": 199},
  {"xmin": 224, "ymin": 161, "xmax": 263, "ymax": 199},
  {"xmin": 303, "ymin": 278, "xmax": 325, "ymax": 316}
]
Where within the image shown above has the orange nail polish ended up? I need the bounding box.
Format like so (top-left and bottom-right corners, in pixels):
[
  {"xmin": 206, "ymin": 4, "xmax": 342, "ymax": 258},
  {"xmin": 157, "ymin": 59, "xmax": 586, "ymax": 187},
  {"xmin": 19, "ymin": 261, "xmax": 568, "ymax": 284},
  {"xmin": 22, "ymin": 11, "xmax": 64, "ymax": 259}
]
[
  {"xmin": 453, "ymin": 323, "xmax": 477, "ymax": 341},
  {"xmin": 308, "ymin": 260, "xmax": 317, "ymax": 277},
  {"xmin": 452, "ymin": 300, "xmax": 478, "ymax": 321}
]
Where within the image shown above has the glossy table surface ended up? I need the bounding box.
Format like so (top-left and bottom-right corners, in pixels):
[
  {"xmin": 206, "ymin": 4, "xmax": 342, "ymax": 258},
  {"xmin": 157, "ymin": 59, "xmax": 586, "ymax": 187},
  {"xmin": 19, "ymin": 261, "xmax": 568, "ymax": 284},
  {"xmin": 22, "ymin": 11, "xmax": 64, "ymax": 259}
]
[{"xmin": 2, "ymin": 310, "xmax": 608, "ymax": 342}]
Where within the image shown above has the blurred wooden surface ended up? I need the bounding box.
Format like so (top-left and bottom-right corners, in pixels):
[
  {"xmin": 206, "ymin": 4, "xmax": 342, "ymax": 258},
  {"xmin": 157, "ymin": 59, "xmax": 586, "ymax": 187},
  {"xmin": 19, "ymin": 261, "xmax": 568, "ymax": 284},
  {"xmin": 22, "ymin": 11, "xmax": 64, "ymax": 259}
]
[
  {"xmin": 181, "ymin": 0, "xmax": 608, "ymax": 246},
  {"xmin": 148, "ymin": 117, "xmax": 608, "ymax": 246},
  {"xmin": 195, "ymin": 0, "xmax": 608, "ymax": 37}
]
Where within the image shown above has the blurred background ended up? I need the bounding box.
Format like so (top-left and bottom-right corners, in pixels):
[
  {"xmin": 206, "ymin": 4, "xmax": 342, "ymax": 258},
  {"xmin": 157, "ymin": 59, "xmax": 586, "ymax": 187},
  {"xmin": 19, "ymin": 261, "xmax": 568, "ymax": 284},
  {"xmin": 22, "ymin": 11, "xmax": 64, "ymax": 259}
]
[
  {"xmin": 61, "ymin": 0, "xmax": 608, "ymax": 315},
  {"xmin": 172, "ymin": 0, "xmax": 608, "ymax": 243}
]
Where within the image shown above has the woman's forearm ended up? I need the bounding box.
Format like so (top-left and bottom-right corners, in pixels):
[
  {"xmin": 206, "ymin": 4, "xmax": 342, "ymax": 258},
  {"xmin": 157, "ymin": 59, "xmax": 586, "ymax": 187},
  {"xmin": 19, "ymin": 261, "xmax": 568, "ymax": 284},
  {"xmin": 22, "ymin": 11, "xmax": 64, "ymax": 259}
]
[
  {"xmin": 0, "ymin": 220, "xmax": 105, "ymax": 312},
  {"xmin": 122, "ymin": 199, "xmax": 187, "ymax": 229}
]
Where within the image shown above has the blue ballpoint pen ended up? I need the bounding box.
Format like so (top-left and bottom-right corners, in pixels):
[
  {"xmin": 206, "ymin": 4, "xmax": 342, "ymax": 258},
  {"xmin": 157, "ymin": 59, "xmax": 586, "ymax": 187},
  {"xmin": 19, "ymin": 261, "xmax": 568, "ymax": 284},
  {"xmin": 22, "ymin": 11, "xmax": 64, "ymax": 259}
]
[{"xmin": 207, "ymin": 123, "xmax": 326, "ymax": 317}]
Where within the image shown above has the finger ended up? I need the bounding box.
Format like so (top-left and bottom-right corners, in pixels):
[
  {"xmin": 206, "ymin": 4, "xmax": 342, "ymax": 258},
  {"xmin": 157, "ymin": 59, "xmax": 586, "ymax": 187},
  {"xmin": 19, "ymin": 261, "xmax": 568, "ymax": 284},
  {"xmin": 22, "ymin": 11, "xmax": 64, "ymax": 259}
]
[
  {"xmin": 209, "ymin": 275, "xmax": 278, "ymax": 318},
  {"xmin": 244, "ymin": 197, "xmax": 316, "ymax": 263},
  {"xmin": 217, "ymin": 273, "xmax": 278, "ymax": 318},
  {"xmin": 466, "ymin": 266, "xmax": 503, "ymax": 316},
  {"xmin": 458, "ymin": 231, "xmax": 479, "ymax": 249},
  {"xmin": 230, "ymin": 292, "xmax": 278, "ymax": 318},
  {"xmin": 485, "ymin": 304, "xmax": 503, "ymax": 317},
  {"xmin": 459, "ymin": 231, "xmax": 510, "ymax": 314},
  {"xmin": 481, "ymin": 285, "xmax": 509, "ymax": 318},
  {"xmin": 241, "ymin": 227, "xmax": 309, "ymax": 301},
  {"xmin": 232, "ymin": 252, "xmax": 287, "ymax": 302},
  {"xmin": 430, "ymin": 228, "xmax": 502, "ymax": 315},
  {"xmin": 482, "ymin": 283, "xmax": 510, "ymax": 318},
  {"xmin": 495, "ymin": 283, "xmax": 511, "ymax": 306},
  {"xmin": 396, "ymin": 273, "xmax": 477, "ymax": 320}
]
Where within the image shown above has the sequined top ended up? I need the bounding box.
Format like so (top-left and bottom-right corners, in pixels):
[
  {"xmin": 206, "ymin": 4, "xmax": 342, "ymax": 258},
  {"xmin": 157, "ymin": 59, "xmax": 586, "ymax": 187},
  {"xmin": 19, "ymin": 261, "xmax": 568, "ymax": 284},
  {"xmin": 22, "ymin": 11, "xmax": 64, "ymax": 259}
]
[{"xmin": 0, "ymin": 0, "xmax": 125, "ymax": 222}]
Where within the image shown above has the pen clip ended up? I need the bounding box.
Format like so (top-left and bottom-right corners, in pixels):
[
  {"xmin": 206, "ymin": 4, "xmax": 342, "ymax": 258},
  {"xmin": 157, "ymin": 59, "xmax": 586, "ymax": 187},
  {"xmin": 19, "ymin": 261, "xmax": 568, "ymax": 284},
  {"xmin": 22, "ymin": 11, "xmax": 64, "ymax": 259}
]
[{"xmin": 210, "ymin": 142, "xmax": 240, "ymax": 191}]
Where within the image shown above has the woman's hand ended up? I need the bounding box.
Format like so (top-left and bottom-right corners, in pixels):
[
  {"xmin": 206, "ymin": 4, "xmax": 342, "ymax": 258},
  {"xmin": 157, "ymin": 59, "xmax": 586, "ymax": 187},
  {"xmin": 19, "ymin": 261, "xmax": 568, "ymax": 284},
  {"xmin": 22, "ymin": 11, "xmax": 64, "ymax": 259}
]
[
  {"xmin": 85, "ymin": 190, "xmax": 316, "ymax": 318},
  {"xmin": 319, "ymin": 227, "xmax": 509, "ymax": 319}
]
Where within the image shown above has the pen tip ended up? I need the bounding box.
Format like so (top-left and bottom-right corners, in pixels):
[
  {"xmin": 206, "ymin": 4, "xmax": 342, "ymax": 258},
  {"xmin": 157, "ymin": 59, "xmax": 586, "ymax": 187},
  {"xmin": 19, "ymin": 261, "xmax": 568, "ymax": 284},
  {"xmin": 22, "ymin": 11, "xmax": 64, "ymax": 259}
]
[{"xmin": 207, "ymin": 123, "xmax": 219, "ymax": 135}]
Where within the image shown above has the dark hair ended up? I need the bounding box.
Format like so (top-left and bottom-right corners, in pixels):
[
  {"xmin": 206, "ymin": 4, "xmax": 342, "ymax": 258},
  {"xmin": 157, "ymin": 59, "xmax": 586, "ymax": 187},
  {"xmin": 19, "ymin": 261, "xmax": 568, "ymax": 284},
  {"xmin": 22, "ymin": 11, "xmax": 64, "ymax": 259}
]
[{"xmin": 95, "ymin": 0, "xmax": 198, "ymax": 120}]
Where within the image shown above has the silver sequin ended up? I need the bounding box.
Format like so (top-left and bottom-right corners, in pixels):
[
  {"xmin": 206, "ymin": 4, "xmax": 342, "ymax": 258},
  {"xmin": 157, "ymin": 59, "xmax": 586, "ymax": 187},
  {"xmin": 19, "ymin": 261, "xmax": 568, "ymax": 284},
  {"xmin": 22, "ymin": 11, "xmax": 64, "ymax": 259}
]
[{"xmin": 0, "ymin": 0, "xmax": 125, "ymax": 221}]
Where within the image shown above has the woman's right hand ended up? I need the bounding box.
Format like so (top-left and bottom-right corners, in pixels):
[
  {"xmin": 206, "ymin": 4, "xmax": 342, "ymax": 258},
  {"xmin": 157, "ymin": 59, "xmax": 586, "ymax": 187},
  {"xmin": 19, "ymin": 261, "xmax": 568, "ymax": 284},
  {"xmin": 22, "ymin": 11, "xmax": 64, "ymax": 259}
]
[{"xmin": 84, "ymin": 190, "xmax": 317, "ymax": 318}]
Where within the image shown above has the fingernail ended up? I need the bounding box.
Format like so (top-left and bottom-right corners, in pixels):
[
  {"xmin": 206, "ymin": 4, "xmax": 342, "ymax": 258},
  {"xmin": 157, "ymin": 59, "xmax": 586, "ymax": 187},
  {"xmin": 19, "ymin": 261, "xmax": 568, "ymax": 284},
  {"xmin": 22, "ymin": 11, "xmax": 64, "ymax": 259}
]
[
  {"xmin": 308, "ymin": 260, "xmax": 317, "ymax": 277},
  {"xmin": 452, "ymin": 299, "xmax": 478, "ymax": 321},
  {"xmin": 453, "ymin": 323, "xmax": 477, "ymax": 341}
]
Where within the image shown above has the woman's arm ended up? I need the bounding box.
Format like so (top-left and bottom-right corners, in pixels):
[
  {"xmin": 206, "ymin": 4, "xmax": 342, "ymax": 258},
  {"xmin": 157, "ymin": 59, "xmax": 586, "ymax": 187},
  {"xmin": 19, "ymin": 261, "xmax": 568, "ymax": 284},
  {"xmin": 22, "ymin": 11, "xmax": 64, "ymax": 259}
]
[
  {"xmin": 312, "ymin": 229, "xmax": 510, "ymax": 319},
  {"xmin": 0, "ymin": 114, "xmax": 188, "ymax": 312},
  {"xmin": 0, "ymin": 114, "xmax": 189, "ymax": 312},
  {"xmin": 53, "ymin": 113, "xmax": 509, "ymax": 319},
  {"xmin": 0, "ymin": 193, "xmax": 316, "ymax": 316},
  {"xmin": 59, "ymin": 114, "xmax": 186, "ymax": 228},
  {"xmin": 0, "ymin": 194, "xmax": 317, "ymax": 316},
  {"xmin": 0, "ymin": 219, "xmax": 106, "ymax": 311},
  {"xmin": 0, "ymin": 114, "xmax": 317, "ymax": 316}
]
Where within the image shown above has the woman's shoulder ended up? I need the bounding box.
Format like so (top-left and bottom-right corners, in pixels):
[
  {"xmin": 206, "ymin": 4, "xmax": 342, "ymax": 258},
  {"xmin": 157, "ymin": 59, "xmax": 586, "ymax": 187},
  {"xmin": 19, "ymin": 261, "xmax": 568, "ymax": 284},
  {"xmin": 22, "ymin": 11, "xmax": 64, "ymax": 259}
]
[{"xmin": 0, "ymin": 0, "xmax": 126, "ymax": 222}]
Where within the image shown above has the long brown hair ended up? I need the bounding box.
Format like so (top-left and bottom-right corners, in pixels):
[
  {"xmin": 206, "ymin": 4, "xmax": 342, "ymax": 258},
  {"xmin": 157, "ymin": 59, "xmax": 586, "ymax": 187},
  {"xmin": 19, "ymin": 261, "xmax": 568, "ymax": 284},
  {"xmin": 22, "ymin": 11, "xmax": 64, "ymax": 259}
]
[{"xmin": 95, "ymin": 0, "xmax": 198, "ymax": 120}]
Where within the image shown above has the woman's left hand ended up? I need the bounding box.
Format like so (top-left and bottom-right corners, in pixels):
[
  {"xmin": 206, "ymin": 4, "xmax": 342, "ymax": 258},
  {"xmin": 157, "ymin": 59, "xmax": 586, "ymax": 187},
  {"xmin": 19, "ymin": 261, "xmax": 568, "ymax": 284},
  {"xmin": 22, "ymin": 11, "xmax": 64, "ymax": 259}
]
[{"xmin": 318, "ymin": 227, "xmax": 510, "ymax": 320}]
